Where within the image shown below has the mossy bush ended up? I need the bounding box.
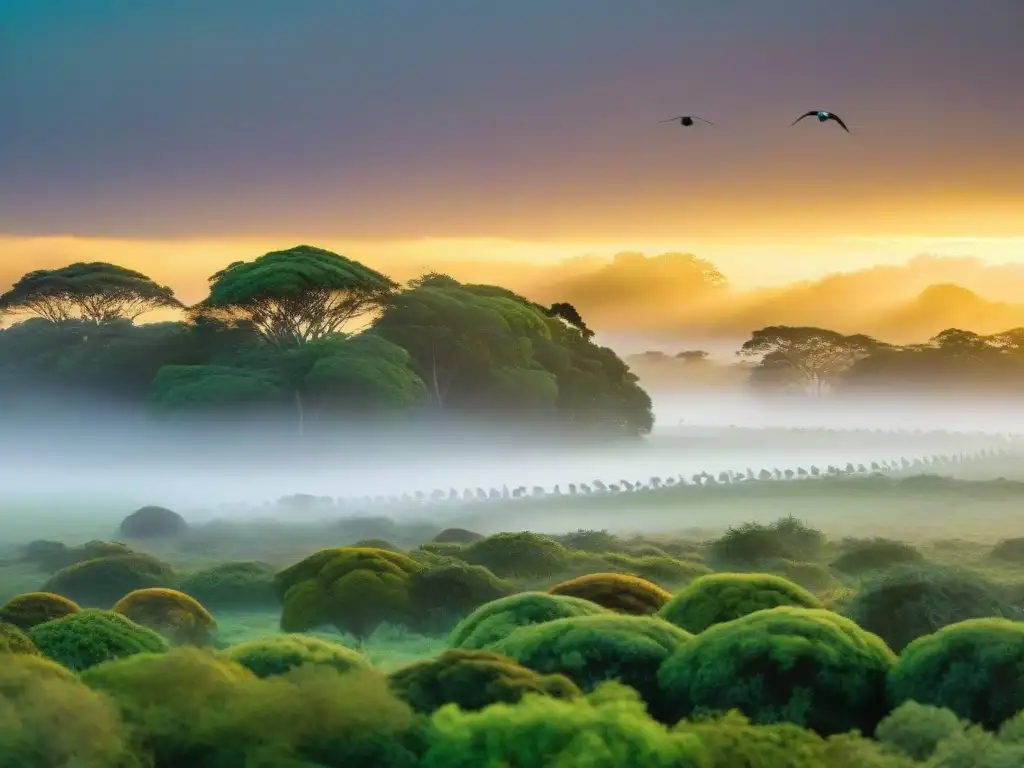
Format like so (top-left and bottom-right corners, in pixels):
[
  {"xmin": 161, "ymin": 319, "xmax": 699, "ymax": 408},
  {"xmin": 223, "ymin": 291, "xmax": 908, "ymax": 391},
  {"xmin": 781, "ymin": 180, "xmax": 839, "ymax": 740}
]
[
  {"xmin": 555, "ymin": 529, "xmax": 625, "ymax": 553},
  {"xmin": 432, "ymin": 528, "xmax": 484, "ymax": 544},
  {"xmin": 422, "ymin": 681, "xmax": 704, "ymax": 768},
  {"xmin": 874, "ymin": 701, "xmax": 966, "ymax": 762},
  {"xmin": 112, "ymin": 588, "xmax": 216, "ymax": 645},
  {"xmin": 841, "ymin": 563, "xmax": 1021, "ymax": 652},
  {"xmin": 388, "ymin": 649, "xmax": 579, "ymax": 714},
  {"xmin": 21, "ymin": 539, "xmax": 135, "ymax": 573},
  {"xmin": 408, "ymin": 562, "xmax": 513, "ymax": 633},
  {"xmin": 0, "ymin": 652, "xmax": 135, "ymax": 766},
  {"xmin": 42, "ymin": 553, "xmax": 176, "ymax": 608},
  {"xmin": 548, "ymin": 572, "xmax": 671, "ymax": 615},
  {"xmin": 492, "ymin": 614, "xmax": 691, "ymax": 719},
  {"xmin": 83, "ymin": 649, "xmax": 423, "ymax": 767},
  {"xmin": 888, "ymin": 617, "xmax": 1024, "ymax": 730},
  {"xmin": 768, "ymin": 560, "xmax": 836, "ymax": 592},
  {"xmin": 275, "ymin": 546, "xmax": 423, "ymax": 639},
  {"xmin": 658, "ymin": 606, "xmax": 896, "ymax": 736},
  {"xmin": 118, "ymin": 505, "xmax": 188, "ymax": 539},
  {"xmin": 178, "ymin": 560, "xmax": 277, "ymax": 609},
  {"xmin": 989, "ymin": 537, "xmax": 1024, "ymax": 563},
  {"xmin": 659, "ymin": 573, "xmax": 822, "ymax": 634},
  {"xmin": 223, "ymin": 634, "xmax": 371, "ymax": 678},
  {"xmin": 0, "ymin": 591, "xmax": 82, "ymax": 630},
  {"xmin": 461, "ymin": 532, "xmax": 569, "ymax": 579},
  {"xmin": 708, "ymin": 516, "xmax": 827, "ymax": 567},
  {"xmin": 0, "ymin": 622, "xmax": 39, "ymax": 655},
  {"xmin": 28, "ymin": 608, "xmax": 169, "ymax": 671},
  {"xmin": 830, "ymin": 537, "xmax": 924, "ymax": 575},
  {"xmin": 449, "ymin": 592, "xmax": 609, "ymax": 650},
  {"xmin": 601, "ymin": 554, "xmax": 711, "ymax": 587},
  {"xmin": 354, "ymin": 538, "xmax": 401, "ymax": 551}
]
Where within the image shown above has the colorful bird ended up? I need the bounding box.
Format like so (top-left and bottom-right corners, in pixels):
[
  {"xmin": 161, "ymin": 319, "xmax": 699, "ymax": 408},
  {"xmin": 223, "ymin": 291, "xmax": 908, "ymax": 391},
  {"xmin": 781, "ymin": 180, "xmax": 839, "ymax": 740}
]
[
  {"xmin": 790, "ymin": 110, "xmax": 850, "ymax": 132},
  {"xmin": 658, "ymin": 115, "xmax": 714, "ymax": 127}
]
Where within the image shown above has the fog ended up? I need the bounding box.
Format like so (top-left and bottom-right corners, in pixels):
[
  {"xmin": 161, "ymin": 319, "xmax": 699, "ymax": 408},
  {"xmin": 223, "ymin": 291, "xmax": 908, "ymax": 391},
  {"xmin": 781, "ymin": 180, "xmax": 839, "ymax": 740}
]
[{"xmin": 1, "ymin": 388, "xmax": 1018, "ymax": 516}]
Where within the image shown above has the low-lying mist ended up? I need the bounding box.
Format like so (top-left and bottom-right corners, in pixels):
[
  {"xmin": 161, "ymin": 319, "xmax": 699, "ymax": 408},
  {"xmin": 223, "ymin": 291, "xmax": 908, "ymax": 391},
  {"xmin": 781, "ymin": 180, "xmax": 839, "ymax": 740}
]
[{"xmin": 2, "ymin": 388, "xmax": 1019, "ymax": 514}]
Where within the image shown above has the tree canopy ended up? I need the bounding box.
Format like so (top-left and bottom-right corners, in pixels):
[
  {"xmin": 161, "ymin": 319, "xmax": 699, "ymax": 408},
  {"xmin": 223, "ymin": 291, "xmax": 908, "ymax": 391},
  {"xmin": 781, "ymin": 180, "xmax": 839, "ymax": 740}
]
[
  {"xmin": 0, "ymin": 263, "xmax": 181, "ymax": 323},
  {"xmin": 192, "ymin": 245, "xmax": 397, "ymax": 347}
]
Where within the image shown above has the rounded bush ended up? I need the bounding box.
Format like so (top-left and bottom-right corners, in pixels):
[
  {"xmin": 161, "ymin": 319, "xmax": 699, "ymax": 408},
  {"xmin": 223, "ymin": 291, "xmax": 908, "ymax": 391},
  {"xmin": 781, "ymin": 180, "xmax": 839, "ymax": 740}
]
[
  {"xmin": 28, "ymin": 608, "xmax": 169, "ymax": 671},
  {"xmin": 0, "ymin": 652, "xmax": 134, "ymax": 765},
  {"xmin": 353, "ymin": 538, "xmax": 401, "ymax": 551},
  {"xmin": 461, "ymin": 532, "xmax": 569, "ymax": 579},
  {"xmin": 0, "ymin": 621, "xmax": 40, "ymax": 654},
  {"xmin": 178, "ymin": 560, "xmax": 277, "ymax": 609},
  {"xmin": 449, "ymin": 592, "xmax": 609, "ymax": 650},
  {"xmin": 709, "ymin": 516, "xmax": 827, "ymax": 567},
  {"xmin": 223, "ymin": 634, "xmax": 370, "ymax": 678},
  {"xmin": 841, "ymin": 564, "xmax": 1021, "ymax": 653},
  {"xmin": 112, "ymin": 587, "xmax": 217, "ymax": 645},
  {"xmin": 556, "ymin": 529, "xmax": 624, "ymax": 553},
  {"xmin": 433, "ymin": 528, "xmax": 484, "ymax": 544},
  {"xmin": 989, "ymin": 537, "xmax": 1024, "ymax": 563},
  {"xmin": 831, "ymin": 538, "xmax": 924, "ymax": 575},
  {"xmin": 768, "ymin": 560, "xmax": 836, "ymax": 592},
  {"xmin": 888, "ymin": 618, "xmax": 1024, "ymax": 730},
  {"xmin": 118, "ymin": 504, "xmax": 188, "ymax": 539},
  {"xmin": 408, "ymin": 562, "xmax": 513, "ymax": 633},
  {"xmin": 659, "ymin": 573, "xmax": 822, "ymax": 634},
  {"xmin": 601, "ymin": 554, "xmax": 711, "ymax": 586},
  {"xmin": 388, "ymin": 649, "xmax": 580, "ymax": 714},
  {"xmin": 657, "ymin": 606, "xmax": 896, "ymax": 735},
  {"xmin": 0, "ymin": 591, "xmax": 82, "ymax": 630},
  {"xmin": 21, "ymin": 539, "xmax": 135, "ymax": 573},
  {"xmin": 275, "ymin": 546, "xmax": 423, "ymax": 639},
  {"xmin": 492, "ymin": 614, "xmax": 691, "ymax": 719},
  {"xmin": 42, "ymin": 553, "xmax": 176, "ymax": 608},
  {"xmin": 548, "ymin": 572, "xmax": 671, "ymax": 615},
  {"xmin": 874, "ymin": 700, "xmax": 965, "ymax": 762}
]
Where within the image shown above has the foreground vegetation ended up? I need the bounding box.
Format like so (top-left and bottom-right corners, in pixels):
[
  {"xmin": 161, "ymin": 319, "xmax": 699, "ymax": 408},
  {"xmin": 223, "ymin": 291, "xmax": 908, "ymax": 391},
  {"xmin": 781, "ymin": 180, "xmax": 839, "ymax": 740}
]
[{"xmin": 6, "ymin": 488, "xmax": 1024, "ymax": 766}]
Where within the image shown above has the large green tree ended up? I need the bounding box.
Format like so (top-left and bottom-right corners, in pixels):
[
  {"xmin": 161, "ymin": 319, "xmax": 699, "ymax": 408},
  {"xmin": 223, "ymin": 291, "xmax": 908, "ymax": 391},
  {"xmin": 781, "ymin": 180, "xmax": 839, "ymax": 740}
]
[
  {"xmin": 192, "ymin": 245, "xmax": 397, "ymax": 347},
  {"xmin": 0, "ymin": 263, "xmax": 181, "ymax": 323},
  {"xmin": 738, "ymin": 326, "xmax": 887, "ymax": 396}
]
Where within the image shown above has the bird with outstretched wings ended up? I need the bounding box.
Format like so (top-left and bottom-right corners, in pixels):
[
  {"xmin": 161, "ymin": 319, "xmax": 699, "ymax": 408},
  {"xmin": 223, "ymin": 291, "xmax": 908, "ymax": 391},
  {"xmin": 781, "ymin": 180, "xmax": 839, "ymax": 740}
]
[{"xmin": 791, "ymin": 110, "xmax": 850, "ymax": 132}]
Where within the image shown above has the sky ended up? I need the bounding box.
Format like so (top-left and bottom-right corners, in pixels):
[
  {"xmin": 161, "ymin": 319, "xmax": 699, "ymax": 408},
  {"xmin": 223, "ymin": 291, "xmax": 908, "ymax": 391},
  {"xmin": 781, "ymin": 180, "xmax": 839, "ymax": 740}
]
[{"xmin": 1, "ymin": 0, "xmax": 1023, "ymax": 288}]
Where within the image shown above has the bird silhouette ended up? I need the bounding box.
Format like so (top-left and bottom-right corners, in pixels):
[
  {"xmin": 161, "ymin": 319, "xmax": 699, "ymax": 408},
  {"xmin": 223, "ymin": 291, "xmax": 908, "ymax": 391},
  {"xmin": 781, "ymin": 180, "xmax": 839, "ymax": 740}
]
[
  {"xmin": 791, "ymin": 110, "xmax": 850, "ymax": 132},
  {"xmin": 658, "ymin": 115, "xmax": 714, "ymax": 127}
]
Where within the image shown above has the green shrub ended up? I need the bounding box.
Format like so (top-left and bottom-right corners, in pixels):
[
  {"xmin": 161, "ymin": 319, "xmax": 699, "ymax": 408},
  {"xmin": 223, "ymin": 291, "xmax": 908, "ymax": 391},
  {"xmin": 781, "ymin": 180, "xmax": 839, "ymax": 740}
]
[
  {"xmin": 222, "ymin": 634, "xmax": 370, "ymax": 678},
  {"xmin": 388, "ymin": 649, "xmax": 579, "ymax": 714},
  {"xmin": 768, "ymin": 560, "xmax": 836, "ymax": 592},
  {"xmin": 42, "ymin": 553, "xmax": 176, "ymax": 608},
  {"xmin": 0, "ymin": 591, "xmax": 81, "ymax": 630},
  {"xmin": 841, "ymin": 563, "xmax": 1021, "ymax": 652},
  {"xmin": 275, "ymin": 546, "xmax": 423, "ymax": 639},
  {"xmin": 0, "ymin": 652, "xmax": 135, "ymax": 766},
  {"xmin": 659, "ymin": 573, "xmax": 822, "ymax": 634},
  {"xmin": 178, "ymin": 561, "xmax": 277, "ymax": 609},
  {"xmin": 118, "ymin": 505, "xmax": 188, "ymax": 539},
  {"xmin": 449, "ymin": 592, "xmax": 609, "ymax": 650},
  {"xmin": 708, "ymin": 516, "xmax": 827, "ymax": 567},
  {"xmin": 28, "ymin": 608, "xmax": 168, "ymax": 671},
  {"xmin": 421, "ymin": 682, "xmax": 705, "ymax": 768},
  {"xmin": 0, "ymin": 622, "xmax": 39, "ymax": 655},
  {"xmin": 408, "ymin": 562, "xmax": 513, "ymax": 633},
  {"xmin": 548, "ymin": 572, "xmax": 671, "ymax": 615},
  {"xmin": 461, "ymin": 532, "xmax": 569, "ymax": 579},
  {"xmin": 874, "ymin": 701, "xmax": 966, "ymax": 762},
  {"xmin": 491, "ymin": 614, "xmax": 691, "ymax": 719},
  {"xmin": 556, "ymin": 529, "xmax": 624, "ymax": 553},
  {"xmin": 888, "ymin": 617, "xmax": 1024, "ymax": 730},
  {"xmin": 354, "ymin": 538, "xmax": 401, "ymax": 551},
  {"xmin": 989, "ymin": 537, "xmax": 1024, "ymax": 563},
  {"xmin": 85, "ymin": 649, "xmax": 422, "ymax": 768},
  {"xmin": 658, "ymin": 606, "xmax": 896, "ymax": 735},
  {"xmin": 21, "ymin": 539, "xmax": 135, "ymax": 573},
  {"xmin": 432, "ymin": 528, "xmax": 484, "ymax": 544},
  {"xmin": 112, "ymin": 588, "xmax": 217, "ymax": 645},
  {"xmin": 831, "ymin": 538, "xmax": 924, "ymax": 575},
  {"xmin": 601, "ymin": 554, "xmax": 711, "ymax": 587}
]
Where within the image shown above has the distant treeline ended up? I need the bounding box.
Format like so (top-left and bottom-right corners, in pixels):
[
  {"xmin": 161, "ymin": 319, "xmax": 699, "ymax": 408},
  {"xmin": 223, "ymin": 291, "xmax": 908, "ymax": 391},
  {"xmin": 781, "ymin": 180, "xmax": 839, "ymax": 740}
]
[
  {"xmin": 0, "ymin": 247, "xmax": 653, "ymax": 436},
  {"xmin": 631, "ymin": 325, "xmax": 1024, "ymax": 395}
]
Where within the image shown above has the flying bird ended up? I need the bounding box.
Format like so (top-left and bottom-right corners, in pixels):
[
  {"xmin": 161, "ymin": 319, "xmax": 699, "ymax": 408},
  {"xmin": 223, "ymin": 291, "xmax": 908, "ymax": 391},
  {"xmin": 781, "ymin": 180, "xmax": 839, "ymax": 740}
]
[
  {"xmin": 790, "ymin": 110, "xmax": 850, "ymax": 132},
  {"xmin": 658, "ymin": 115, "xmax": 714, "ymax": 127}
]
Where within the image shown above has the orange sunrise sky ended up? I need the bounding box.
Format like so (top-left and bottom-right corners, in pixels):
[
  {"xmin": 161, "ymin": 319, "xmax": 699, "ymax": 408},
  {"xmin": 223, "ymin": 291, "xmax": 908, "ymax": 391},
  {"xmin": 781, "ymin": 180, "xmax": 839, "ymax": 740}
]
[{"xmin": 1, "ymin": 0, "xmax": 1022, "ymax": 299}]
